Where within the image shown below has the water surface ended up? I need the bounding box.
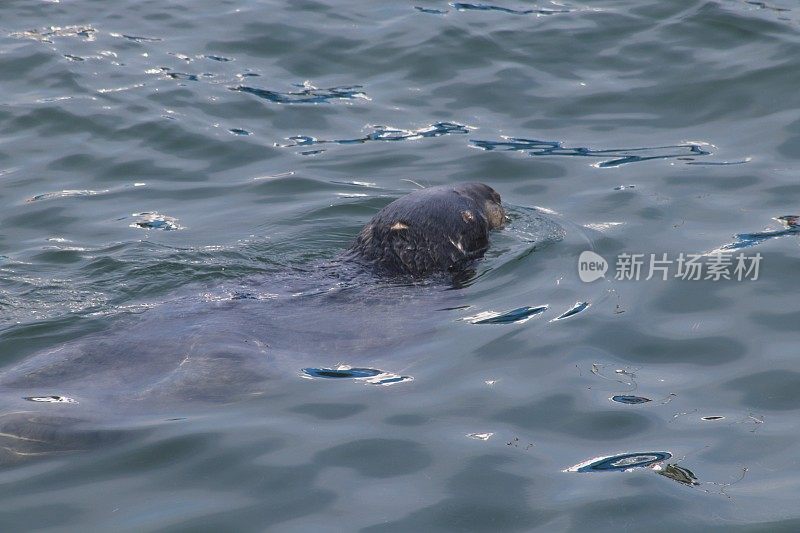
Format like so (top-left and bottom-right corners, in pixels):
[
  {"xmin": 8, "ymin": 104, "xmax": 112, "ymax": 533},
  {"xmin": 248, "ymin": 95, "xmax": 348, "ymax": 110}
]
[{"xmin": 2, "ymin": 0, "xmax": 800, "ymax": 530}]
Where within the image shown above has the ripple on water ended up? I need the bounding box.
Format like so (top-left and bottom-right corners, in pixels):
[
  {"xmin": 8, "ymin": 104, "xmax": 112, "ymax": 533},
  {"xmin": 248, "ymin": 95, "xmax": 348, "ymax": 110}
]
[
  {"xmin": 566, "ymin": 451, "xmax": 672, "ymax": 472},
  {"xmin": 130, "ymin": 212, "xmax": 183, "ymax": 231},
  {"xmin": 230, "ymin": 82, "xmax": 367, "ymax": 104},
  {"xmin": 301, "ymin": 366, "xmax": 413, "ymax": 385},
  {"xmin": 24, "ymin": 395, "xmax": 78, "ymax": 404},
  {"xmin": 165, "ymin": 71, "xmax": 200, "ymax": 82},
  {"xmin": 283, "ymin": 122, "xmax": 470, "ymax": 153},
  {"xmin": 450, "ymin": 2, "xmax": 571, "ymax": 15},
  {"xmin": 551, "ymin": 301, "xmax": 590, "ymax": 322},
  {"xmin": 27, "ymin": 184, "xmax": 144, "ymax": 203},
  {"xmin": 745, "ymin": 0, "xmax": 790, "ymax": 12},
  {"xmin": 464, "ymin": 305, "xmax": 548, "ymax": 324},
  {"xmin": 414, "ymin": 6, "xmax": 448, "ymax": 14},
  {"xmin": 109, "ymin": 33, "xmax": 162, "ymax": 42},
  {"xmin": 471, "ymin": 137, "xmax": 716, "ymax": 167},
  {"xmin": 11, "ymin": 26, "xmax": 97, "ymax": 42},
  {"xmin": 715, "ymin": 215, "xmax": 800, "ymax": 251},
  {"xmin": 27, "ymin": 189, "xmax": 107, "ymax": 202}
]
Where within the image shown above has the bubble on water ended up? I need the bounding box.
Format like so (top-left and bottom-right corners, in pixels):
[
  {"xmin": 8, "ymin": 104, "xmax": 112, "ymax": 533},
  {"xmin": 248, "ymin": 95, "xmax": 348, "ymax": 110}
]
[
  {"xmin": 611, "ymin": 395, "xmax": 652, "ymax": 405},
  {"xmin": 301, "ymin": 366, "xmax": 413, "ymax": 386}
]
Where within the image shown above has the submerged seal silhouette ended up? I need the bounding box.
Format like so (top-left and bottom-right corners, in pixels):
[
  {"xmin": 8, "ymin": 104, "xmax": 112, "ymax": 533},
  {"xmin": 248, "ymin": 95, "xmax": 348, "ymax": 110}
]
[
  {"xmin": 346, "ymin": 182, "xmax": 505, "ymax": 276},
  {"xmin": 0, "ymin": 182, "xmax": 512, "ymax": 462}
]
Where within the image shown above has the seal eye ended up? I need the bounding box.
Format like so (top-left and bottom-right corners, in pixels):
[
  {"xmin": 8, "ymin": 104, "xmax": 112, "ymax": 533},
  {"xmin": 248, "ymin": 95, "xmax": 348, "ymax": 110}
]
[{"xmin": 461, "ymin": 210, "xmax": 475, "ymax": 223}]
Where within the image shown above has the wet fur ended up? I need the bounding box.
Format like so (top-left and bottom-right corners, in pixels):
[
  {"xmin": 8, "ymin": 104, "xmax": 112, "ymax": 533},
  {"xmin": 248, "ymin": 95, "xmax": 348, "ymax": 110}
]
[{"xmin": 346, "ymin": 183, "xmax": 505, "ymax": 276}]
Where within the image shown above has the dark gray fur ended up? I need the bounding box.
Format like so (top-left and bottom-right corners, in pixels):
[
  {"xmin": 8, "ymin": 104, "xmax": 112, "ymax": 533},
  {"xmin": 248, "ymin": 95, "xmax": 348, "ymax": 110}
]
[{"xmin": 345, "ymin": 182, "xmax": 505, "ymax": 277}]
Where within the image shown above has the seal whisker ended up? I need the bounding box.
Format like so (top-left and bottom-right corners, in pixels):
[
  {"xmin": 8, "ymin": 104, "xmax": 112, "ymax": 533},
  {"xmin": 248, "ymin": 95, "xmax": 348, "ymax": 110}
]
[{"xmin": 400, "ymin": 178, "xmax": 426, "ymax": 189}]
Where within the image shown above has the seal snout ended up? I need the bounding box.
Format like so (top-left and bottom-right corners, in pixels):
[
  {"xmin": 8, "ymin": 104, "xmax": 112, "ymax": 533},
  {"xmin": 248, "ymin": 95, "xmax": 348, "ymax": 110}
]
[
  {"xmin": 483, "ymin": 199, "xmax": 506, "ymax": 230},
  {"xmin": 454, "ymin": 182, "xmax": 505, "ymax": 230}
]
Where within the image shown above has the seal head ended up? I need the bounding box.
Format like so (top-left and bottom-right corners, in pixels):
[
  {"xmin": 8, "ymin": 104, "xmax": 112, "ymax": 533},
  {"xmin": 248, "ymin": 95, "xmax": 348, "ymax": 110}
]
[{"xmin": 346, "ymin": 183, "xmax": 505, "ymax": 277}]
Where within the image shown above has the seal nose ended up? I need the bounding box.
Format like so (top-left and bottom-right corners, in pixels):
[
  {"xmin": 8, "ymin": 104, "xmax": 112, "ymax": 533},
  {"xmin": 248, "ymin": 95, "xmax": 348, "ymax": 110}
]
[
  {"xmin": 457, "ymin": 183, "xmax": 504, "ymax": 229},
  {"xmin": 485, "ymin": 200, "xmax": 506, "ymax": 229}
]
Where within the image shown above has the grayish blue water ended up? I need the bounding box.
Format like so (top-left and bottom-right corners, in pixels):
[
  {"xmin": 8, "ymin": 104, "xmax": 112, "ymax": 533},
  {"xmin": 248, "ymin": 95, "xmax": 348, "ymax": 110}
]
[{"xmin": 2, "ymin": 0, "xmax": 800, "ymax": 530}]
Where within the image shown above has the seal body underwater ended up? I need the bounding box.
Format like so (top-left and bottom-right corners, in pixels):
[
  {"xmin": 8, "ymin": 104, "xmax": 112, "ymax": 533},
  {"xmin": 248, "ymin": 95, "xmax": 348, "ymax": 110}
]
[{"xmin": 0, "ymin": 183, "xmax": 508, "ymax": 462}]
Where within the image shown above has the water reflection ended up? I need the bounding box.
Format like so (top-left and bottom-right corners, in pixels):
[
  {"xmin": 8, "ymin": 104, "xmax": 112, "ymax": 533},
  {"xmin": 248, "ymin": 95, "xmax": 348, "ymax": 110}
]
[
  {"xmin": 471, "ymin": 137, "xmax": 714, "ymax": 168},
  {"xmin": 464, "ymin": 305, "xmax": 548, "ymax": 324},
  {"xmin": 283, "ymin": 122, "xmax": 470, "ymax": 152},
  {"xmin": 23, "ymin": 395, "xmax": 78, "ymax": 404},
  {"xmin": 716, "ymin": 215, "xmax": 800, "ymax": 251},
  {"xmin": 566, "ymin": 451, "xmax": 672, "ymax": 472}
]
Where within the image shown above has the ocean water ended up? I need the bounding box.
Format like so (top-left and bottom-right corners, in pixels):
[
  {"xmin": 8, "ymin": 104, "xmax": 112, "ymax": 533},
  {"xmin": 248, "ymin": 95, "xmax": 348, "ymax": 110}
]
[{"xmin": 2, "ymin": 0, "xmax": 800, "ymax": 530}]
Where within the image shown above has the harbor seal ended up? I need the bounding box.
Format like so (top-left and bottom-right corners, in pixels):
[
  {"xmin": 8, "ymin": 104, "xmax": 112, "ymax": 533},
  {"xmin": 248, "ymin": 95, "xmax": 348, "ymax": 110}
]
[
  {"xmin": 0, "ymin": 182, "xmax": 514, "ymax": 462},
  {"xmin": 346, "ymin": 182, "xmax": 505, "ymax": 277}
]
